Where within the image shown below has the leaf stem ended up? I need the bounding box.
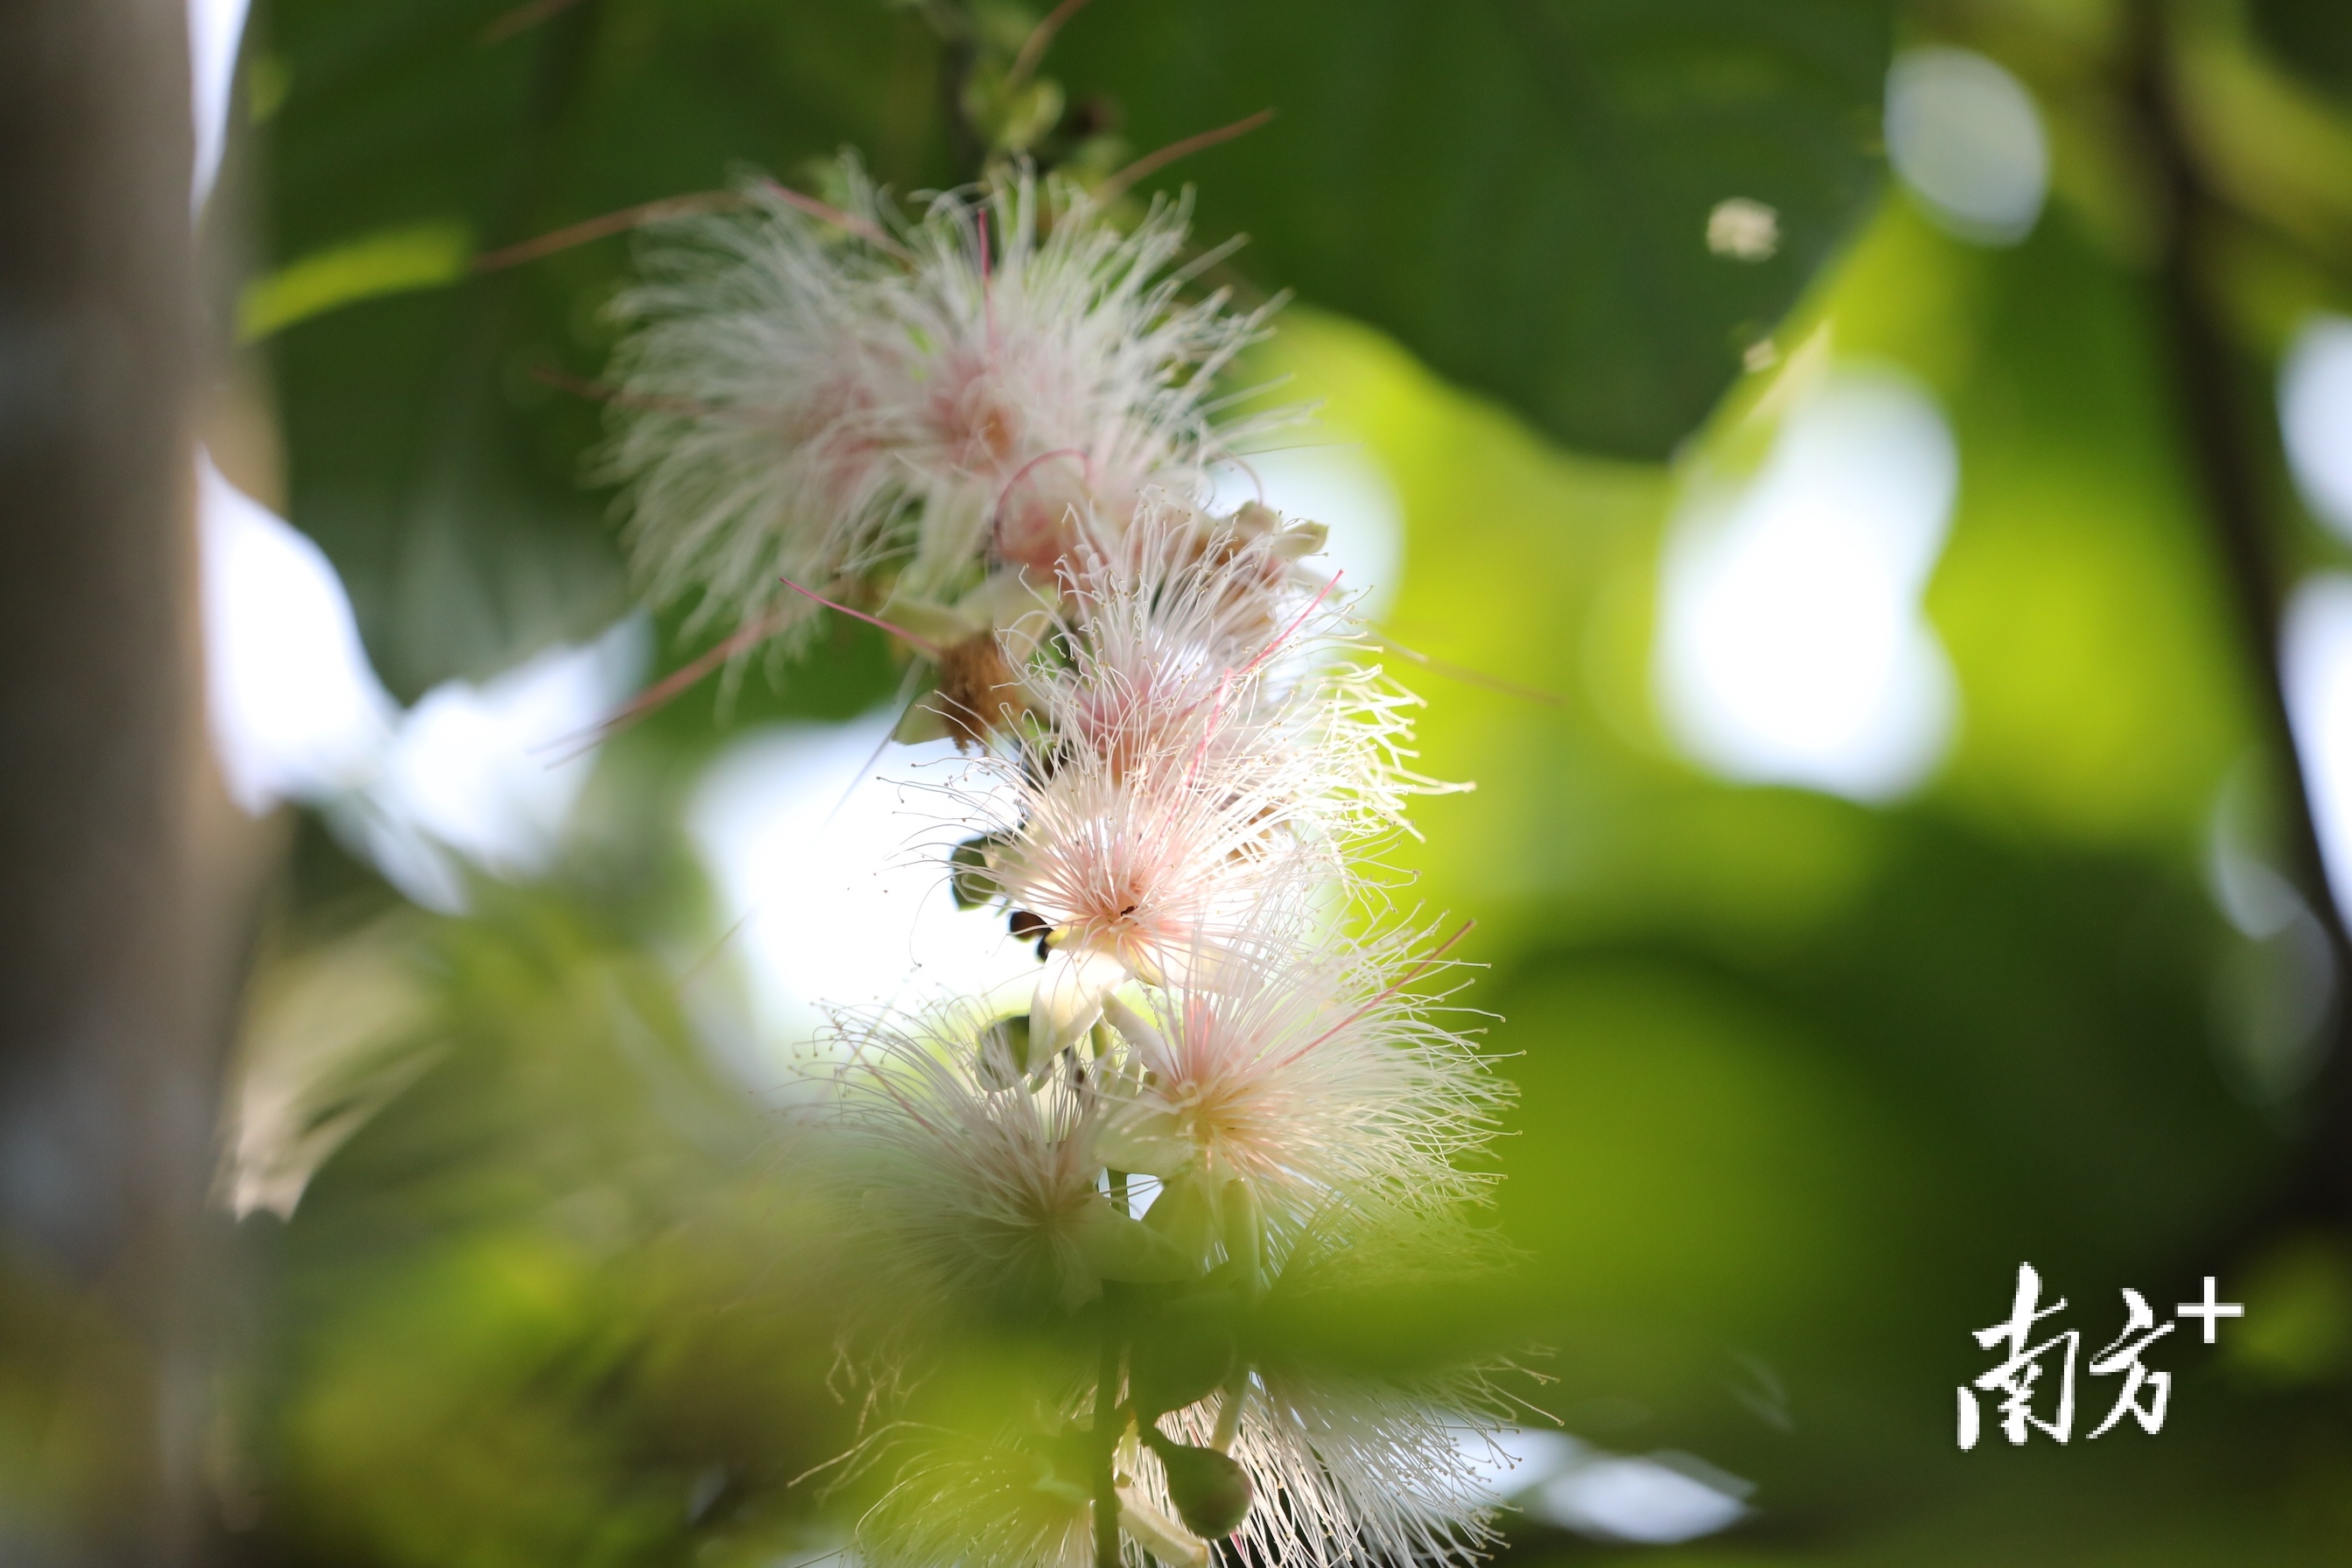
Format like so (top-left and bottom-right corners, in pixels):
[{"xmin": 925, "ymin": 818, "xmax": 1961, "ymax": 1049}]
[
  {"xmin": 1096, "ymin": 110, "xmax": 1276, "ymax": 205},
  {"xmin": 1005, "ymin": 0, "xmax": 1096, "ymax": 93},
  {"xmin": 471, "ymin": 191, "xmax": 740, "ymax": 271}
]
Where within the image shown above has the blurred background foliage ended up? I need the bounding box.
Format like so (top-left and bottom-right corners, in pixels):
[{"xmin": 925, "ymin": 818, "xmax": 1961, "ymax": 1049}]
[{"xmin": 150, "ymin": 0, "xmax": 2352, "ymax": 1562}]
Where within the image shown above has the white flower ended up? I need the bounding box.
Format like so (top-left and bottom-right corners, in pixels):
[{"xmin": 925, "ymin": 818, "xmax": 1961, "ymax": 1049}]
[
  {"xmin": 857, "ymin": 177, "xmax": 1275, "ymax": 594},
  {"xmin": 957, "ymin": 503, "xmax": 1453, "ymax": 1055},
  {"xmin": 1022, "ymin": 495, "xmax": 1442, "ymax": 839},
  {"xmin": 990, "ymin": 752, "xmax": 1314, "ymax": 1058},
  {"xmin": 851, "ymin": 1424, "xmax": 1097, "ymax": 1568},
  {"xmin": 1139, "ymin": 1375, "xmax": 1511, "ymax": 1568},
  {"xmin": 849, "ymin": 1334, "xmax": 1513, "ymax": 1568},
  {"xmin": 601, "ymin": 164, "xmax": 906, "ymax": 643},
  {"xmin": 601, "ymin": 163, "xmax": 1278, "ymax": 646},
  {"xmin": 822, "ymin": 1005, "xmax": 1191, "ymax": 1322},
  {"xmin": 1093, "ymin": 917, "xmax": 1506, "ymax": 1250}
]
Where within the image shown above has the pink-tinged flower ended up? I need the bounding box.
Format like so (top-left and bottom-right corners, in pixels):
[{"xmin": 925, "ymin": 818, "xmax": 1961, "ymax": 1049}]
[
  {"xmin": 1022, "ymin": 496, "xmax": 1445, "ymax": 839},
  {"xmin": 601, "ymin": 167, "xmax": 908, "ymax": 644},
  {"xmin": 820, "ymin": 1005, "xmax": 1191, "ymax": 1324},
  {"xmin": 600, "ymin": 163, "xmax": 1279, "ymax": 648},
  {"xmin": 857, "ymin": 176, "xmax": 1278, "ymax": 593},
  {"xmin": 951, "ymin": 506, "xmax": 1459, "ymax": 1054},
  {"xmin": 1093, "ymin": 917, "xmax": 1505, "ymax": 1250},
  {"xmin": 997, "ymin": 754, "xmax": 1300, "ymax": 1059}
]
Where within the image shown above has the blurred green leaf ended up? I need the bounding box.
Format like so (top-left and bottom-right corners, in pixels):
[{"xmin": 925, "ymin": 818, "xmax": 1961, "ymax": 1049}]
[
  {"xmin": 239, "ymin": 218, "xmax": 473, "ymax": 341},
  {"xmin": 241, "ymin": 891, "xmax": 855, "ymax": 1565},
  {"xmin": 2229, "ymin": 1231, "xmax": 2352, "ymax": 1386},
  {"xmin": 251, "ymin": 0, "xmax": 950, "ymax": 695},
  {"xmin": 1223, "ymin": 201, "xmax": 2339, "ymax": 1559},
  {"xmin": 2250, "ymin": 0, "xmax": 2352, "ymax": 102},
  {"xmin": 1054, "ymin": 0, "xmax": 1894, "ymax": 459}
]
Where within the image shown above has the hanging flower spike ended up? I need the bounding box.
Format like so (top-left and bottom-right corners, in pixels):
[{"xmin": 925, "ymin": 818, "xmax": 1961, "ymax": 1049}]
[{"xmin": 604, "ymin": 132, "xmax": 1527, "ymax": 1568}]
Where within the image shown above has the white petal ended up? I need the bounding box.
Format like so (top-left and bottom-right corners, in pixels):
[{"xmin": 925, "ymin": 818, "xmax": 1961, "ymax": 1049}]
[
  {"xmin": 1101, "ymin": 993, "xmax": 1176, "ymax": 1078},
  {"xmin": 1096, "ymin": 1102, "xmax": 1192, "ymax": 1179},
  {"xmin": 1031, "ymin": 944, "xmax": 1126, "ymax": 1056},
  {"xmin": 1118, "ymin": 1488, "xmax": 1209, "ymax": 1568},
  {"xmin": 1122, "ymin": 934, "xmax": 1173, "ymax": 989}
]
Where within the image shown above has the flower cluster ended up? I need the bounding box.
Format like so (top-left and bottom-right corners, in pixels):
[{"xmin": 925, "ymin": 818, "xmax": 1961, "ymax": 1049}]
[
  {"xmin": 606, "ymin": 165, "xmax": 1514, "ymax": 1567},
  {"xmin": 604, "ymin": 164, "xmax": 1275, "ymax": 651}
]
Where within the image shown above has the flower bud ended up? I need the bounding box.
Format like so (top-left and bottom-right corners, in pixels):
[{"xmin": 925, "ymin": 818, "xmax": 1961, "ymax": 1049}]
[
  {"xmin": 1221, "ymin": 1178, "xmax": 1264, "ymax": 1298},
  {"xmin": 948, "ymin": 834, "xmax": 1005, "ymax": 909},
  {"xmin": 934, "ymin": 632, "xmax": 1027, "ymax": 746},
  {"xmin": 1144, "ymin": 1430, "xmax": 1253, "ymax": 1539},
  {"xmin": 1139, "ymin": 1168, "xmax": 1216, "ymax": 1260}
]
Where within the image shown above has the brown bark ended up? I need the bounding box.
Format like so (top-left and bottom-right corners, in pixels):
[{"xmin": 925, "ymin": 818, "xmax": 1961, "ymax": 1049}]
[{"xmin": 0, "ymin": 2, "xmax": 242, "ymax": 1561}]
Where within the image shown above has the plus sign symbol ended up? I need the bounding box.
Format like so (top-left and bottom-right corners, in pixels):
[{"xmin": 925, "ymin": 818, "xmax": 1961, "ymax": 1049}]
[{"xmin": 2175, "ymin": 1277, "xmax": 2244, "ymax": 1344}]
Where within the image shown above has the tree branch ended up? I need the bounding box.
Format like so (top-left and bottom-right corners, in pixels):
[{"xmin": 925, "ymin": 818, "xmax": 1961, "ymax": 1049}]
[{"xmin": 2131, "ymin": 0, "xmax": 2352, "ymax": 1212}]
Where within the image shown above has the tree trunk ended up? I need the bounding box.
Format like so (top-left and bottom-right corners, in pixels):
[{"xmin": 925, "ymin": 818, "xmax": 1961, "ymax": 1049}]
[{"xmin": 0, "ymin": 3, "xmax": 240, "ymax": 1561}]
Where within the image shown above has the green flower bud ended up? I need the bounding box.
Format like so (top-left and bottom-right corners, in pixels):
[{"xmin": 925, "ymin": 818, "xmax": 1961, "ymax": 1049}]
[
  {"xmin": 1144, "ymin": 1430, "xmax": 1253, "ymax": 1540},
  {"xmin": 948, "ymin": 834, "xmax": 1004, "ymax": 909}
]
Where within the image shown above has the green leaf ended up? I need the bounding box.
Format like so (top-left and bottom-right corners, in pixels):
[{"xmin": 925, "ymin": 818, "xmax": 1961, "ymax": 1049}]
[
  {"xmin": 2250, "ymin": 0, "xmax": 2352, "ymax": 102},
  {"xmin": 251, "ymin": 0, "xmax": 952, "ymax": 695},
  {"xmin": 1052, "ymin": 0, "xmax": 1894, "ymax": 458},
  {"xmin": 239, "ymin": 220, "xmax": 474, "ymax": 342}
]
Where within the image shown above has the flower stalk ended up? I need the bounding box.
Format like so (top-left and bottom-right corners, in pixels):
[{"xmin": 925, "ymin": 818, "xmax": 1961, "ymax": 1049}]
[{"xmin": 1093, "ymin": 1285, "xmax": 1124, "ymax": 1568}]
